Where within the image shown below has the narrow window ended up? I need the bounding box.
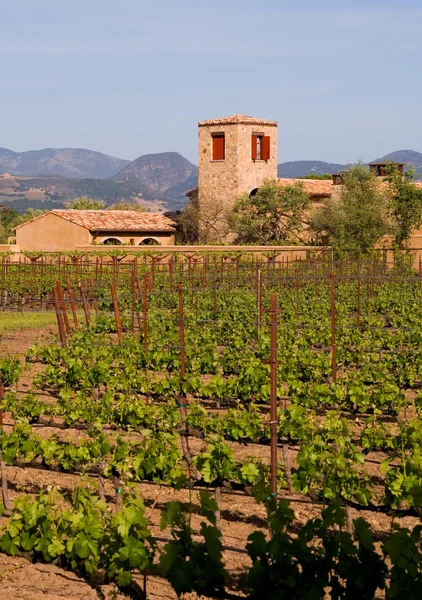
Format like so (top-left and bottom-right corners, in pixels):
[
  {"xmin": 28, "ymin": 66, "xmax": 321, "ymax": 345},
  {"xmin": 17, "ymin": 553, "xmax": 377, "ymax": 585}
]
[
  {"xmin": 252, "ymin": 134, "xmax": 271, "ymax": 161},
  {"xmin": 212, "ymin": 134, "xmax": 225, "ymax": 160}
]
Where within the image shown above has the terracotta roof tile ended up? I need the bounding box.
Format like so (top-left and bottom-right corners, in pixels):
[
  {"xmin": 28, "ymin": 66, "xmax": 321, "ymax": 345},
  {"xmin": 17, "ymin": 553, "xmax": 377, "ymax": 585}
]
[
  {"xmin": 277, "ymin": 178, "xmax": 334, "ymax": 197},
  {"xmin": 16, "ymin": 210, "xmax": 176, "ymax": 232},
  {"xmin": 198, "ymin": 114, "xmax": 277, "ymax": 127}
]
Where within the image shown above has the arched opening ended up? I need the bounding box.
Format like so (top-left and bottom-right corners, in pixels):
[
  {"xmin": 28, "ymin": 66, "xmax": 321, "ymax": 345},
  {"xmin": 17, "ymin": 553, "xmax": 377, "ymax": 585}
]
[
  {"xmin": 139, "ymin": 238, "xmax": 161, "ymax": 246},
  {"xmin": 249, "ymin": 188, "xmax": 259, "ymax": 198},
  {"xmin": 102, "ymin": 238, "xmax": 123, "ymax": 245}
]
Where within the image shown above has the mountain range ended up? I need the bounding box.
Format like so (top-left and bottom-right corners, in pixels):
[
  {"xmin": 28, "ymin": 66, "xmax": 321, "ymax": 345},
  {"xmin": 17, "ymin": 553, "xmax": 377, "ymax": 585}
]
[
  {"xmin": 1, "ymin": 147, "xmax": 421, "ymax": 213},
  {"xmin": 0, "ymin": 147, "xmax": 130, "ymax": 179},
  {"xmin": 277, "ymin": 150, "xmax": 422, "ymax": 179}
]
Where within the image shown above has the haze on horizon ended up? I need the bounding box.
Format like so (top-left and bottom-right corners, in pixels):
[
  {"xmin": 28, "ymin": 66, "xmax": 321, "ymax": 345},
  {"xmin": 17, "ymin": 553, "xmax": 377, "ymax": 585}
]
[{"xmin": 1, "ymin": 0, "xmax": 421, "ymax": 166}]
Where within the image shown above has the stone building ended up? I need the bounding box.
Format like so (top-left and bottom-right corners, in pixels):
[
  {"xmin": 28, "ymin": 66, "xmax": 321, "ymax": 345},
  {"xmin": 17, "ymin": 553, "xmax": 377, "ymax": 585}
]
[
  {"xmin": 15, "ymin": 210, "xmax": 176, "ymax": 251},
  {"xmin": 196, "ymin": 114, "xmax": 278, "ymax": 241}
]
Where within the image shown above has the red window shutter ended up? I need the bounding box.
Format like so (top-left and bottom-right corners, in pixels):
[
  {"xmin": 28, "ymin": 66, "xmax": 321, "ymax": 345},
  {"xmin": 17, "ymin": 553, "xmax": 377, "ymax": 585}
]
[
  {"xmin": 212, "ymin": 135, "xmax": 225, "ymax": 160},
  {"xmin": 251, "ymin": 135, "xmax": 257, "ymax": 160},
  {"xmin": 261, "ymin": 136, "xmax": 270, "ymax": 160}
]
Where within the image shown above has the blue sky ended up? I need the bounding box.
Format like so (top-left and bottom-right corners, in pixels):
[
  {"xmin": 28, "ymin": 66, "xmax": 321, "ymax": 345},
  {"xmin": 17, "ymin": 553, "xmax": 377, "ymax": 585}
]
[{"xmin": 1, "ymin": 0, "xmax": 421, "ymax": 164}]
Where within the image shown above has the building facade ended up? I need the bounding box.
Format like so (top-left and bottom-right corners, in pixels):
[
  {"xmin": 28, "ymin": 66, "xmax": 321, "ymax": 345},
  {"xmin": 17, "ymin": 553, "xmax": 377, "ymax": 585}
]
[
  {"xmin": 15, "ymin": 210, "xmax": 176, "ymax": 251},
  {"xmin": 197, "ymin": 114, "xmax": 278, "ymax": 241}
]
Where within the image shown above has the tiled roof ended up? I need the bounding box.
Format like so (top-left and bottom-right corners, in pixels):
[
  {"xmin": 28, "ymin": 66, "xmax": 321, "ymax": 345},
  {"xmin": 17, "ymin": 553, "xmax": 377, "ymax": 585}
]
[
  {"xmin": 16, "ymin": 210, "xmax": 176, "ymax": 232},
  {"xmin": 277, "ymin": 178, "xmax": 334, "ymax": 197},
  {"xmin": 198, "ymin": 114, "xmax": 277, "ymax": 127}
]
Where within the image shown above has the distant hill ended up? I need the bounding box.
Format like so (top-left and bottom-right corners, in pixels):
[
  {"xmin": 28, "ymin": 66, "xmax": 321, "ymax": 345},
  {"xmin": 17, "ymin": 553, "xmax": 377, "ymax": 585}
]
[
  {"xmin": 277, "ymin": 151, "xmax": 422, "ymax": 179},
  {"xmin": 3, "ymin": 145, "xmax": 422, "ymax": 214},
  {"xmin": 165, "ymin": 173, "xmax": 199, "ymax": 209},
  {"xmin": 0, "ymin": 173, "xmax": 167, "ymax": 214},
  {"xmin": 112, "ymin": 152, "xmax": 197, "ymax": 195},
  {"xmin": 277, "ymin": 160, "xmax": 345, "ymax": 178},
  {"xmin": 0, "ymin": 147, "xmax": 130, "ymax": 179}
]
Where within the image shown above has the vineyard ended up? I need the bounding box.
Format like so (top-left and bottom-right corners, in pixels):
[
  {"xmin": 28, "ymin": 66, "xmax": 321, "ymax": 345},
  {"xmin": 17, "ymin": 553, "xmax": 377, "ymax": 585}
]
[{"xmin": 0, "ymin": 251, "xmax": 422, "ymax": 599}]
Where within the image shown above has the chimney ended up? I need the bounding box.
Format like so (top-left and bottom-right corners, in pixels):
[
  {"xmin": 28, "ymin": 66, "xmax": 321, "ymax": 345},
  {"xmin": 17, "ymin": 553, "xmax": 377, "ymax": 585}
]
[
  {"xmin": 369, "ymin": 162, "xmax": 405, "ymax": 177},
  {"xmin": 332, "ymin": 172, "xmax": 345, "ymax": 185}
]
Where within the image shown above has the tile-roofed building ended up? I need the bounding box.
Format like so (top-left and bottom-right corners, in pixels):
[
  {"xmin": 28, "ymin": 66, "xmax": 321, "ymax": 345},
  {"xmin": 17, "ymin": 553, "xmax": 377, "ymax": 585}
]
[
  {"xmin": 15, "ymin": 210, "xmax": 176, "ymax": 252},
  {"xmin": 38, "ymin": 210, "xmax": 176, "ymax": 232}
]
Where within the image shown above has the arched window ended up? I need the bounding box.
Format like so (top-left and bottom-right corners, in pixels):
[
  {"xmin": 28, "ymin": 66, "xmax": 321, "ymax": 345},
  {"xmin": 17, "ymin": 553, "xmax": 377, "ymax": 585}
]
[
  {"xmin": 139, "ymin": 238, "xmax": 161, "ymax": 246},
  {"xmin": 102, "ymin": 238, "xmax": 123, "ymax": 245},
  {"xmin": 249, "ymin": 188, "xmax": 259, "ymax": 198}
]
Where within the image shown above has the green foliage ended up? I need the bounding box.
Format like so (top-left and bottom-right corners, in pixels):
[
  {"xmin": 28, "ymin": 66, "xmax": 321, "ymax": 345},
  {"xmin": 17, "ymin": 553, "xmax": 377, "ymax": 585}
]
[
  {"xmin": 69, "ymin": 196, "xmax": 106, "ymax": 210},
  {"xmin": 0, "ymin": 486, "xmax": 154, "ymax": 588},
  {"xmin": 176, "ymin": 194, "xmax": 199, "ymax": 244},
  {"xmin": 386, "ymin": 163, "xmax": 422, "ymax": 247},
  {"xmin": 228, "ymin": 179, "xmax": 310, "ymax": 244},
  {"xmin": 299, "ymin": 173, "xmax": 333, "ymax": 180},
  {"xmin": 311, "ymin": 164, "xmax": 394, "ymax": 256},
  {"xmin": 159, "ymin": 492, "xmax": 227, "ymax": 597},
  {"xmin": 245, "ymin": 501, "xmax": 386, "ymax": 599},
  {"xmin": 107, "ymin": 200, "xmax": 149, "ymax": 211},
  {"xmin": 0, "ymin": 356, "xmax": 23, "ymax": 387}
]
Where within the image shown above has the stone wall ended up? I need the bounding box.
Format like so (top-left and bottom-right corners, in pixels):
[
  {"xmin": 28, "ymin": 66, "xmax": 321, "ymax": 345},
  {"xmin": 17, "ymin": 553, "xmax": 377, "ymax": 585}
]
[{"xmin": 198, "ymin": 121, "xmax": 277, "ymax": 242}]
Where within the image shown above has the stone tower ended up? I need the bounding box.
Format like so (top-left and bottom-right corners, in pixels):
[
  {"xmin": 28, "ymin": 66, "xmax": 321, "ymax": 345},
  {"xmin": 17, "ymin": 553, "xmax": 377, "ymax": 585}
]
[{"xmin": 197, "ymin": 114, "xmax": 278, "ymax": 242}]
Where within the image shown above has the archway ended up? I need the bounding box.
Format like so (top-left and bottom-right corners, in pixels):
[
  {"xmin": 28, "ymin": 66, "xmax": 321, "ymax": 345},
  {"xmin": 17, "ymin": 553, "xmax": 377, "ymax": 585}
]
[
  {"xmin": 249, "ymin": 188, "xmax": 259, "ymax": 198},
  {"xmin": 102, "ymin": 238, "xmax": 123, "ymax": 245},
  {"xmin": 139, "ymin": 238, "xmax": 161, "ymax": 246}
]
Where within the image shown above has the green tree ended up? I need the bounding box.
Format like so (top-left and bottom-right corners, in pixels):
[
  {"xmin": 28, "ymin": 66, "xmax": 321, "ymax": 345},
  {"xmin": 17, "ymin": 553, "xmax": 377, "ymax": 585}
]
[
  {"xmin": 0, "ymin": 208, "xmax": 20, "ymax": 243},
  {"xmin": 310, "ymin": 164, "xmax": 394, "ymax": 256},
  {"xmin": 107, "ymin": 200, "xmax": 149, "ymax": 211},
  {"xmin": 0, "ymin": 220, "xmax": 8, "ymax": 244},
  {"xmin": 385, "ymin": 163, "xmax": 422, "ymax": 248},
  {"xmin": 69, "ymin": 197, "xmax": 106, "ymax": 209},
  {"xmin": 228, "ymin": 179, "xmax": 310, "ymax": 245},
  {"xmin": 299, "ymin": 174, "xmax": 333, "ymax": 180},
  {"xmin": 176, "ymin": 195, "xmax": 199, "ymax": 244}
]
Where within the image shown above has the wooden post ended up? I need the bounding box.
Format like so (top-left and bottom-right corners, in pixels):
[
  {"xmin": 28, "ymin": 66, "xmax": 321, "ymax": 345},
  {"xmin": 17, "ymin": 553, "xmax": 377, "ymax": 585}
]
[
  {"xmin": 89, "ymin": 274, "xmax": 99, "ymax": 315},
  {"xmin": 0, "ymin": 377, "xmax": 11, "ymax": 513},
  {"xmin": 257, "ymin": 268, "xmax": 262, "ymax": 332},
  {"xmin": 66, "ymin": 277, "xmax": 79, "ymax": 330},
  {"xmin": 178, "ymin": 284, "xmax": 186, "ymax": 383},
  {"xmin": 330, "ymin": 270, "xmax": 337, "ymax": 383},
  {"xmin": 56, "ymin": 280, "xmax": 71, "ymax": 336},
  {"xmin": 53, "ymin": 286, "xmax": 67, "ymax": 347},
  {"xmin": 269, "ymin": 293, "xmax": 279, "ymax": 501},
  {"xmin": 79, "ymin": 282, "xmax": 91, "ymax": 326},
  {"xmin": 130, "ymin": 273, "xmax": 137, "ymax": 332},
  {"xmin": 136, "ymin": 276, "xmax": 148, "ymax": 353},
  {"xmin": 0, "ymin": 378, "xmax": 3, "ymax": 431},
  {"xmin": 111, "ymin": 283, "xmax": 122, "ymax": 342},
  {"xmin": 295, "ymin": 268, "xmax": 300, "ymax": 315},
  {"xmin": 356, "ymin": 269, "xmax": 361, "ymax": 330}
]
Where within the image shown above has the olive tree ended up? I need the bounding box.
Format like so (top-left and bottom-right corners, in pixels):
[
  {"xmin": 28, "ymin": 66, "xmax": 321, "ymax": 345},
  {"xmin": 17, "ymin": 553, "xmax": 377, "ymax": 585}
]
[
  {"xmin": 310, "ymin": 165, "xmax": 394, "ymax": 256},
  {"xmin": 228, "ymin": 179, "xmax": 310, "ymax": 245}
]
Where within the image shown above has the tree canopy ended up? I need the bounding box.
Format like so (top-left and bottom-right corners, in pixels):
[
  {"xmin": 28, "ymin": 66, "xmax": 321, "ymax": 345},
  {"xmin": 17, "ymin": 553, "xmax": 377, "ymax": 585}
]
[
  {"xmin": 310, "ymin": 163, "xmax": 422, "ymax": 256},
  {"xmin": 0, "ymin": 207, "xmax": 46, "ymax": 243},
  {"xmin": 228, "ymin": 179, "xmax": 310, "ymax": 245},
  {"xmin": 310, "ymin": 164, "xmax": 394, "ymax": 256},
  {"xmin": 385, "ymin": 164, "xmax": 422, "ymax": 248},
  {"xmin": 68, "ymin": 197, "xmax": 106, "ymax": 210},
  {"xmin": 107, "ymin": 200, "xmax": 149, "ymax": 212}
]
